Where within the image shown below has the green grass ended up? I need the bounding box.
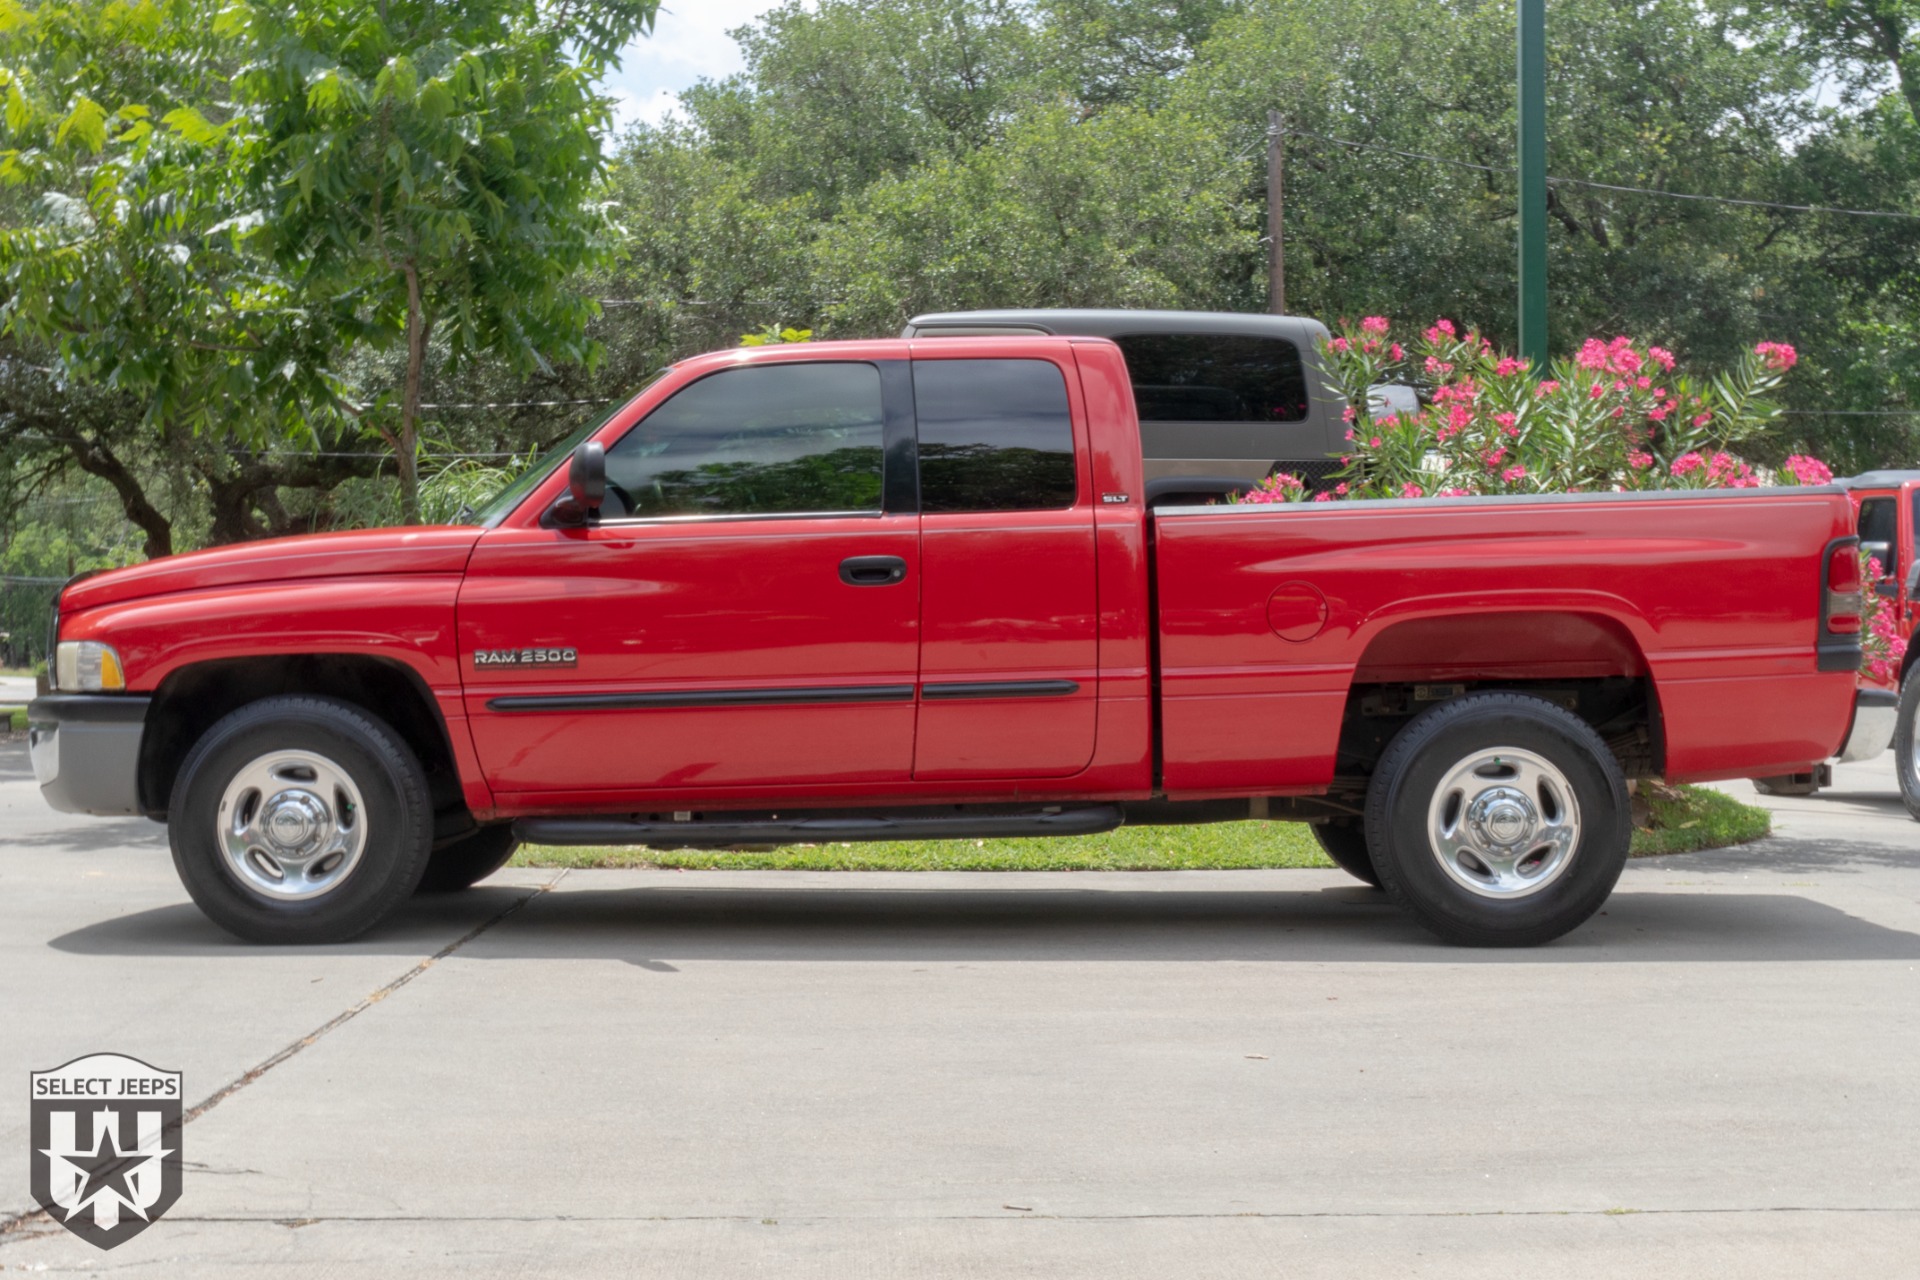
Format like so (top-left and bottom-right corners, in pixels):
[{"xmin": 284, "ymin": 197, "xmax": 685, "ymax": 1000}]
[
  {"xmin": 1629, "ymin": 783, "xmax": 1772, "ymax": 857},
  {"xmin": 512, "ymin": 782, "xmax": 1769, "ymax": 871},
  {"xmin": 6, "ymin": 708, "xmax": 25, "ymax": 733}
]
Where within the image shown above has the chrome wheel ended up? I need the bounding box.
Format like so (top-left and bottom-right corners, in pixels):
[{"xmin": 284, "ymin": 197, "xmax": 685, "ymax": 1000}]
[
  {"xmin": 216, "ymin": 750, "xmax": 368, "ymax": 901},
  {"xmin": 1426, "ymin": 746, "xmax": 1580, "ymax": 899}
]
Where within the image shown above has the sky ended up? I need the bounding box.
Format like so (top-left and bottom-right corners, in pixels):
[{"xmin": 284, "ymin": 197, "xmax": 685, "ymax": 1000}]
[{"xmin": 604, "ymin": 1, "xmax": 791, "ymax": 132}]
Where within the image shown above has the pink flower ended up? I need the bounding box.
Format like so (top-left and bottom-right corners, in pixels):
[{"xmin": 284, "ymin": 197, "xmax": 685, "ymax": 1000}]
[
  {"xmin": 1755, "ymin": 341, "xmax": 1798, "ymax": 372},
  {"xmin": 1449, "ymin": 405, "xmax": 1473, "ymax": 433},
  {"xmin": 1649, "ymin": 346, "xmax": 1676, "ymax": 372},
  {"xmin": 1535, "ymin": 380, "xmax": 1560, "ymax": 397},
  {"xmin": 1647, "ymin": 405, "xmax": 1670, "ymax": 421},
  {"xmin": 1329, "ymin": 337, "xmax": 1350, "ymax": 353},
  {"xmin": 1627, "ymin": 450, "xmax": 1653, "ymax": 470},
  {"xmin": 1613, "ymin": 379, "xmax": 1628, "ymax": 393},
  {"xmin": 1481, "ymin": 445, "xmax": 1509, "ymax": 467},
  {"xmin": 1783, "ymin": 455, "xmax": 1833, "ymax": 485},
  {"xmin": 1611, "ymin": 406, "xmax": 1625, "ymax": 418},
  {"xmin": 1342, "ymin": 406, "xmax": 1357, "ymax": 423},
  {"xmin": 1495, "ymin": 357, "xmax": 1528, "ymax": 378},
  {"xmin": 1501, "ymin": 465, "xmax": 1528, "ymax": 483},
  {"xmin": 1424, "ymin": 356, "xmax": 1454, "ymax": 377},
  {"xmin": 1495, "ymin": 412, "xmax": 1517, "ymax": 431},
  {"xmin": 1401, "ymin": 482, "xmax": 1425, "ymax": 499},
  {"xmin": 1670, "ymin": 452, "xmax": 1705, "ymax": 477},
  {"xmin": 1691, "ymin": 412, "xmax": 1711, "ymax": 428},
  {"xmin": 1311, "ymin": 491, "xmax": 1334, "ymax": 502},
  {"xmin": 1368, "ymin": 437, "xmax": 1383, "ymax": 450},
  {"xmin": 1653, "ymin": 387, "xmax": 1668, "ymax": 399},
  {"xmin": 1589, "ymin": 383, "xmax": 1607, "ymax": 400},
  {"xmin": 1438, "ymin": 487, "xmax": 1472, "ymax": 498},
  {"xmin": 1390, "ymin": 343, "xmax": 1404, "ymax": 361},
  {"xmin": 1577, "ymin": 339, "xmax": 1610, "ymax": 372},
  {"xmin": 1606, "ymin": 338, "xmax": 1642, "ymax": 375},
  {"xmin": 1636, "ymin": 376, "xmax": 1651, "ymax": 390},
  {"xmin": 1361, "ymin": 316, "xmax": 1390, "ymax": 334},
  {"xmin": 1425, "ymin": 318, "xmax": 1457, "ymax": 343},
  {"xmin": 1335, "ymin": 482, "xmax": 1349, "ymax": 495}
]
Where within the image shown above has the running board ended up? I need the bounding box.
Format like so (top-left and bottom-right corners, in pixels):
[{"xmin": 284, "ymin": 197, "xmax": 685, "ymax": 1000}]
[{"xmin": 515, "ymin": 805, "xmax": 1125, "ymax": 848}]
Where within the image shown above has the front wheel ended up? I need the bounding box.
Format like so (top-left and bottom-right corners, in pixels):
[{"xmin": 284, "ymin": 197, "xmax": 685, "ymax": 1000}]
[
  {"xmin": 416, "ymin": 825, "xmax": 521, "ymax": 893},
  {"xmin": 169, "ymin": 696, "xmax": 433, "ymax": 944},
  {"xmin": 1311, "ymin": 820, "xmax": 1381, "ymax": 888},
  {"xmin": 1364, "ymin": 692, "xmax": 1630, "ymax": 947},
  {"xmin": 1894, "ymin": 669, "xmax": 1920, "ymax": 822}
]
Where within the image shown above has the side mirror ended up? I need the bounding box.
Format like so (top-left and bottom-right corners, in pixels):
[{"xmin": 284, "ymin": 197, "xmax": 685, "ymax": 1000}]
[{"xmin": 550, "ymin": 442, "xmax": 606, "ymax": 527}]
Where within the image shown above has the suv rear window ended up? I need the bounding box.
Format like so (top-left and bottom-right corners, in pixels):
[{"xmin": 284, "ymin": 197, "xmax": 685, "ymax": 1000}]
[
  {"xmin": 913, "ymin": 359, "xmax": 1078, "ymax": 512},
  {"xmin": 1112, "ymin": 333, "xmax": 1310, "ymax": 423}
]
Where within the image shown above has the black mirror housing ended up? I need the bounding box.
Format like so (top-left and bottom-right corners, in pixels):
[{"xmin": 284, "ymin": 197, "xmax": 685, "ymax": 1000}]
[{"xmin": 550, "ymin": 442, "xmax": 607, "ymax": 527}]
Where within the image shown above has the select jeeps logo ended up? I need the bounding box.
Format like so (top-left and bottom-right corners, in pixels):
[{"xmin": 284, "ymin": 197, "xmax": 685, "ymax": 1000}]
[
  {"xmin": 473, "ymin": 647, "xmax": 578, "ymax": 669},
  {"xmin": 30, "ymin": 1055, "xmax": 183, "ymax": 1250}
]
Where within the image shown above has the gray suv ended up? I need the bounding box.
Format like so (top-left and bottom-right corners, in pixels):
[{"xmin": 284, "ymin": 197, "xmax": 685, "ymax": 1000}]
[{"xmin": 901, "ymin": 309, "xmax": 1344, "ymax": 500}]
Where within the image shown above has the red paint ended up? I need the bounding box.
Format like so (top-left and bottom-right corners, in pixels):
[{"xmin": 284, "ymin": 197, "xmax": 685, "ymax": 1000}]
[{"xmin": 59, "ymin": 337, "xmax": 1861, "ymax": 818}]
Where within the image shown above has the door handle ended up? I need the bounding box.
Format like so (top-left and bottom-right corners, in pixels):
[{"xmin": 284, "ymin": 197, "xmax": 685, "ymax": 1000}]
[{"xmin": 840, "ymin": 555, "xmax": 908, "ymax": 587}]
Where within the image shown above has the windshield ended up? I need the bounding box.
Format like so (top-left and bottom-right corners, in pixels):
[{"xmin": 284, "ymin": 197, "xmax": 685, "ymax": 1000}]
[{"xmin": 465, "ymin": 376, "xmax": 664, "ymax": 526}]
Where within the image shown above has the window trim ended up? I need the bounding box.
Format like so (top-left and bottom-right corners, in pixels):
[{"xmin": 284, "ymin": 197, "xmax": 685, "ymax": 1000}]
[{"xmin": 910, "ymin": 355, "xmax": 1083, "ymax": 514}]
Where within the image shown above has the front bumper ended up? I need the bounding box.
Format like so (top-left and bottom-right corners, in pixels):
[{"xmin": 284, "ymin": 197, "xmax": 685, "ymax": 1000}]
[
  {"xmin": 27, "ymin": 695, "xmax": 151, "ymax": 816},
  {"xmin": 1837, "ymin": 687, "xmax": 1900, "ymax": 765}
]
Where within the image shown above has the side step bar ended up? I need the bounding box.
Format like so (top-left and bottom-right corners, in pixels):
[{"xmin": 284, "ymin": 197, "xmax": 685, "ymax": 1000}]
[{"xmin": 515, "ymin": 805, "xmax": 1125, "ymax": 848}]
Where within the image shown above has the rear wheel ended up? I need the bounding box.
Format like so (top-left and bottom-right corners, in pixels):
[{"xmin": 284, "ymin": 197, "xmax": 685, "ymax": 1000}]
[
  {"xmin": 1895, "ymin": 668, "xmax": 1920, "ymax": 822},
  {"xmin": 416, "ymin": 825, "xmax": 521, "ymax": 893},
  {"xmin": 1364, "ymin": 692, "xmax": 1630, "ymax": 947},
  {"xmin": 1311, "ymin": 820, "xmax": 1380, "ymax": 888},
  {"xmin": 169, "ymin": 696, "xmax": 432, "ymax": 944}
]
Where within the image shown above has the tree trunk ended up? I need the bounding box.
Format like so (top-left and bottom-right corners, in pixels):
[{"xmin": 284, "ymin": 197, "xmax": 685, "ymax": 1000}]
[
  {"xmin": 62, "ymin": 434, "xmax": 173, "ymax": 560},
  {"xmin": 398, "ymin": 265, "xmax": 430, "ymax": 526}
]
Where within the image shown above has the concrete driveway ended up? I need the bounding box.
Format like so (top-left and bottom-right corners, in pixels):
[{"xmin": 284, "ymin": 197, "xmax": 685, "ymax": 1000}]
[
  {"xmin": 2, "ymin": 739, "xmax": 1916, "ymax": 1277},
  {"xmin": 0, "ymin": 675, "xmax": 34, "ymax": 706}
]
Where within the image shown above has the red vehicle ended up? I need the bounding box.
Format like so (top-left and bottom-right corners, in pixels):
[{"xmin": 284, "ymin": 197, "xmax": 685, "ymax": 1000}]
[
  {"xmin": 28, "ymin": 337, "xmax": 1865, "ymax": 947},
  {"xmin": 1750, "ymin": 470, "xmax": 1920, "ymax": 804}
]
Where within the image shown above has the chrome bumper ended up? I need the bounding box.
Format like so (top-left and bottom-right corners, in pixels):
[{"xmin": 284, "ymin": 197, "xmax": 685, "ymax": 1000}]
[
  {"xmin": 1837, "ymin": 688, "xmax": 1899, "ymax": 764},
  {"xmin": 27, "ymin": 695, "xmax": 151, "ymax": 816}
]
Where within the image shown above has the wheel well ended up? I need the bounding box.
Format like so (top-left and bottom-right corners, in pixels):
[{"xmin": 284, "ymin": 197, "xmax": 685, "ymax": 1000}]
[
  {"xmin": 1333, "ymin": 677, "xmax": 1662, "ymax": 792},
  {"xmin": 139, "ymin": 656, "xmax": 470, "ymax": 834},
  {"xmin": 1352, "ymin": 611, "xmax": 1649, "ymax": 685}
]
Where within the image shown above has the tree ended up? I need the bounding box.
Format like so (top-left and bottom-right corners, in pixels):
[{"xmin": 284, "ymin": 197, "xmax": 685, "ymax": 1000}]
[{"xmin": 233, "ymin": 0, "xmax": 660, "ymax": 522}]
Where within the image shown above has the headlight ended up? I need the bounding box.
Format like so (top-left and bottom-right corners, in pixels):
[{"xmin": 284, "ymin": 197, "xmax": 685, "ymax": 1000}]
[{"xmin": 55, "ymin": 641, "xmax": 126, "ymax": 693}]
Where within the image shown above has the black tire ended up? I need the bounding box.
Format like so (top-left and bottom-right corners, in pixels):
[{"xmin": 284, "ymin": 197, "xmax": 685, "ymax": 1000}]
[
  {"xmin": 1895, "ymin": 668, "xmax": 1920, "ymax": 822},
  {"xmin": 169, "ymin": 696, "xmax": 433, "ymax": 944},
  {"xmin": 416, "ymin": 825, "xmax": 521, "ymax": 893},
  {"xmin": 1312, "ymin": 820, "xmax": 1381, "ymax": 888},
  {"xmin": 1363, "ymin": 692, "xmax": 1630, "ymax": 947}
]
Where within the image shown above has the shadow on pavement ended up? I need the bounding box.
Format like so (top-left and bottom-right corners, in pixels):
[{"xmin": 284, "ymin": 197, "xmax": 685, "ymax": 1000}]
[{"xmin": 46, "ymin": 879, "xmax": 1920, "ymax": 965}]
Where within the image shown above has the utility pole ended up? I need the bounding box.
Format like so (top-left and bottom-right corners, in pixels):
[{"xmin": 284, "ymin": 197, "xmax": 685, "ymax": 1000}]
[
  {"xmin": 1267, "ymin": 111, "xmax": 1287, "ymax": 315},
  {"xmin": 1517, "ymin": 0, "xmax": 1548, "ymax": 367}
]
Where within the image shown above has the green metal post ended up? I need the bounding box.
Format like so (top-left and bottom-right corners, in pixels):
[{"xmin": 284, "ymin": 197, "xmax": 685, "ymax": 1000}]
[{"xmin": 1517, "ymin": 0, "xmax": 1548, "ymax": 368}]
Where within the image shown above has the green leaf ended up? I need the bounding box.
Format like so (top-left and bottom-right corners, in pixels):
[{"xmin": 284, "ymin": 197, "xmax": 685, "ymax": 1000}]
[
  {"xmin": 56, "ymin": 97, "xmax": 107, "ymax": 153},
  {"xmin": 161, "ymin": 106, "xmax": 221, "ymax": 145}
]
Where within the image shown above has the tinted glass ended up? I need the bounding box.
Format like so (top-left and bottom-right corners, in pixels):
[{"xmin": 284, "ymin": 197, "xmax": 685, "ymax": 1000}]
[
  {"xmin": 1112, "ymin": 333, "xmax": 1310, "ymax": 423},
  {"xmin": 1860, "ymin": 496, "xmax": 1897, "ymax": 578},
  {"xmin": 913, "ymin": 359, "xmax": 1078, "ymax": 512},
  {"xmin": 606, "ymin": 363, "xmax": 885, "ymax": 517},
  {"xmin": 1911, "ymin": 489, "xmax": 1920, "ymax": 569}
]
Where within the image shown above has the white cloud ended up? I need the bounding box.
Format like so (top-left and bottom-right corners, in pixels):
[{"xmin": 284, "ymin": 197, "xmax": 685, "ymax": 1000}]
[{"xmin": 603, "ymin": 1, "xmax": 793, "ymax": 132}]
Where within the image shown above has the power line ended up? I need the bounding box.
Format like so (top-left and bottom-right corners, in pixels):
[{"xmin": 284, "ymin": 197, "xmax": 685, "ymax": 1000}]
[
  {"xmin": 1286, "ymin": 128, "xmax": 1920, "ymax": 222},
  {"xmin": 1780, "ymin": 408, "xmax": 1920, "ymax": 416}
]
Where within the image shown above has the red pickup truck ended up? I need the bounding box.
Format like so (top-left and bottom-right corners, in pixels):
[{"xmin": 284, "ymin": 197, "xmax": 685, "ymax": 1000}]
[{"xmin": 29, "ymin": 337, "xmax": 1864, "ymax": 947}]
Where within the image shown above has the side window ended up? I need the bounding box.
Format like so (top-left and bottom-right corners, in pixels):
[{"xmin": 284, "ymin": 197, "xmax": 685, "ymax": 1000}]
[
  {"xmin": 1859, "ymin": 497, "xmax": 1898, "ymax": 580},
  {"xmin": 913, "ymin": 359, "xmax": 1078, "ymax": 513},
  {"xmin": 1910, "ymin": 489, "xmax": 1920, "ymax": 576},
  {"xmin": 605, "ymin": 363, "xmax": 885, "ymax": 517},
  {"xmin": 1111, "ymin": 332, "xmax": 1310, "ymax": 424}
]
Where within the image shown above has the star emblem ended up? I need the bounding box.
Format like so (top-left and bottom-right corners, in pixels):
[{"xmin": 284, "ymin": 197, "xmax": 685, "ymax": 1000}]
[{"xmin": 41, "ymin": 1114, "xmax": 171, "ymax": 1221}]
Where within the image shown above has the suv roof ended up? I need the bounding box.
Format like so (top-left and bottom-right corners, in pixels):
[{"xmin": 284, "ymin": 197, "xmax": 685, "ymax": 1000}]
[
  {"xmin": 902, "ymin": 309, "xmax": 1329, "ymax": 345},
  {"xmin": 1842, "ymin": 470, "xmax": 1920, "ymax": 489}
]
